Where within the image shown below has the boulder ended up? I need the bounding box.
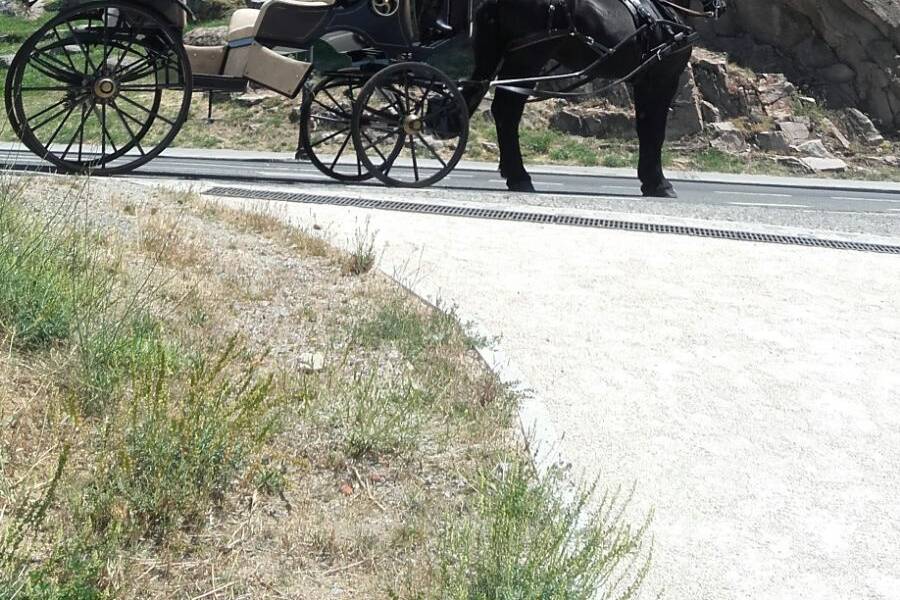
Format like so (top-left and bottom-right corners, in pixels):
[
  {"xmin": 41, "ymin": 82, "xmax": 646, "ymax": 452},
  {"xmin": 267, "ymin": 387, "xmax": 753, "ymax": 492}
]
[
  {"xmin": 755, "ymin": 131, "xmax": 792, "ymax": 152},
  {"xmin": 183, "ymin": 26, "xmax": 228, "ymax": 47},
  {"xmin": 776, "ymin": 120, "xmax": 811, "ymax": 144},
  {"xmin": 819, "ymin": 117, "xmax": 852, "ymax": 150},
  {"xmin": 549, "ymin": 107, "xmax": 636, "ymax": 139},
  {"xmin": 696, "ymin": 0, "xmax": 900, "ymax": 131},
  {"xmin": 691, "ymin": 52, "xmax": 744, "ymax": 118},
  {"xmin": 791, "ymin": 139, "xmax": 833, "ymax": 158},
  {"xmin": 843, "ymin": 107, "xmax": 885, "ymax": 145},
  {"xmin": 700, "ymin": 100, "xmax": 721, "ymax": 123},
  {"xmin": 667, "ymin": 65, "xmax": 704, "ymax": 138},
  {"xmin": 797, "ymin": 156, "xmax": 848, "ymax": 172},
  {"xmin": 0, "ymin": 54, "xmax": 13, "ymax": 70}
]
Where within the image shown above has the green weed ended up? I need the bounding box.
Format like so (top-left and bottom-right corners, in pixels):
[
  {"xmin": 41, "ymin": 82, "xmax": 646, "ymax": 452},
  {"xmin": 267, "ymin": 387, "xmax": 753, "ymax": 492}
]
[
  {"xmin": 82, "ymin": 340, "xmax": 278, "ymax": 545},
  {"xmin": 430, "ymin": 461, "xmax": 651, "ymax": 600},
  {"xmin": 353, "ymin": 297, "xmax": 458, "ymax": 360}
]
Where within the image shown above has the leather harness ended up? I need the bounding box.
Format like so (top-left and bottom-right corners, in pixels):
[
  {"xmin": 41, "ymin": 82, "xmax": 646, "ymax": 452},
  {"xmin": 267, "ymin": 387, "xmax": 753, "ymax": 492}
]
[{"xmin": 491, "ymin": 0, "xmax": 699, "ymax": 98}]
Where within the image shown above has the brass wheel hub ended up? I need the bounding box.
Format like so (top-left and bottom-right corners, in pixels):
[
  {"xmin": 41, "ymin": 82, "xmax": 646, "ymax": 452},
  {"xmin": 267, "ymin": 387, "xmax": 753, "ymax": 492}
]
[
  {"xmin": 93, "ymin": 77, "xmax": 118, "ymax": 100},
  {"xmin": 402, "ymin": 114, "xmax": 423, "ymax": 135}
]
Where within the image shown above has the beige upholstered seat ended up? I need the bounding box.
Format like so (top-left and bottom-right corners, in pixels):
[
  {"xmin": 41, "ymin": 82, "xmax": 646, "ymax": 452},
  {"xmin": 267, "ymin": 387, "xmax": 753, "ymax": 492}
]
[{"xmin": 228, "ymin": 8, "xmax": 259, "ymax": 41}]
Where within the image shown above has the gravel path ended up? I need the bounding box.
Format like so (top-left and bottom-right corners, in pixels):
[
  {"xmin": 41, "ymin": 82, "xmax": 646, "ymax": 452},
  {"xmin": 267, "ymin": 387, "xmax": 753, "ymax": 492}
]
[{"xmin": 204, "ymin": 184, "xmax": 900, "ymax": 600}]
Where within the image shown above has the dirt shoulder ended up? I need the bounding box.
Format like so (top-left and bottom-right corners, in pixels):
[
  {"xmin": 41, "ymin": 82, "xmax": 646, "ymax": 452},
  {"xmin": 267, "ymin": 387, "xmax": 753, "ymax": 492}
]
[{"xmin": 0, "ymin": 174, "xmax": 651, "ymax": 599}]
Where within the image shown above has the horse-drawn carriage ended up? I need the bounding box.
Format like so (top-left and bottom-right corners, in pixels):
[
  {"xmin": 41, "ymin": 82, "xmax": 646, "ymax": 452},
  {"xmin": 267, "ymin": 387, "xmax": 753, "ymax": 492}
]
[
  {"xmin": 3, "ymin": 0, "xmax": 724, "ymax": 190},
  {"xmin": 4, "ymin": 0, "xmax": 473, "ymax": 186}
]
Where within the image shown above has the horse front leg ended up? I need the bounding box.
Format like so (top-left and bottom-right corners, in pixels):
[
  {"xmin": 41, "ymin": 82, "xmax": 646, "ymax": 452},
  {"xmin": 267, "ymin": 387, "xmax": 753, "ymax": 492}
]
[
  {"xmin": 491, "ymin": 86, "xmax": 535, "ymax": 192},
  {"xmin": 632, "ymin": 48, "xmax": 691, "ymax": 198}
]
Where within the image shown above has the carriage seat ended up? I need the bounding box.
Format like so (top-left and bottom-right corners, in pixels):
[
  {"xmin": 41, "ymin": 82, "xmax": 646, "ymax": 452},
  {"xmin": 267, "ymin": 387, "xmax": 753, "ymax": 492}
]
[{"xmin": 186, "ymin": 0, "xmax": 335, "ymax": 97}]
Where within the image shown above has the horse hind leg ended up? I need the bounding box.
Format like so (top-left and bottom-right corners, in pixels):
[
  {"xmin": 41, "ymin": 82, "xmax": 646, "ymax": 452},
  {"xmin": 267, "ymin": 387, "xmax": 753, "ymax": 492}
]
[{"xmin": 633, "ymin": 48, "xmax": 692, "ymax": 198}]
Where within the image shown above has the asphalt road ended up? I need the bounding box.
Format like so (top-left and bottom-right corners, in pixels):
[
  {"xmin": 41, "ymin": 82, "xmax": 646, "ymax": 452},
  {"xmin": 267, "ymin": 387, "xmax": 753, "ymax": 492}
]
[{"xmin": 3, "ymin": 146, "xmax": 900, "ymax": 216}]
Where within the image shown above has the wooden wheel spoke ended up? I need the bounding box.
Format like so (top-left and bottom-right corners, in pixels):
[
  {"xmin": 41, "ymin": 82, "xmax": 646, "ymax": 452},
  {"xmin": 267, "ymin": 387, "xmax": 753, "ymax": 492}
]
[
  {"xmin": 359, "ymin": 129, "xmax": 390, "ymax": 164},
  {"xmin": 45, "ymin": 103, "xmax": 79, "ymax": 148},
  {"xmin": 117, "ymin": 93, "xmax": 174, "ymax": 126},
  {"xmin": 416, "ymin": 133, "xmax": 448, "ymax": 169},
  {"xmin": 409, "ymin": 134, "xmax": 419, "ymax": 181},
  {"xmin": 29, "ymin": 103, "xmax": 73, "ymax": 133},
  {"xmin": 310, "ymin": 126, "xmax": 350, "ymax": 148},
  {"xmin": 412, "ymin": 75, "xmax": 437, "ymax": 115},
  {"xmin": 329, "ymin": 131, "xmax": 353, "ymax": 171},
  {"xmin": 110, "ymin": 100, "xmax": 144, "ymax": 155}
]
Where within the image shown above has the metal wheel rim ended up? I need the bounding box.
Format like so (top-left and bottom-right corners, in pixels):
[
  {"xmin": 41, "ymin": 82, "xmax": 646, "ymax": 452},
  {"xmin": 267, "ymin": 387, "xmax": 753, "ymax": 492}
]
[
  {"xmin": 352, "ymin": 62, "xmax": 469, "ymax": 188},
  {"xmin": 5, "ymin": 0, "xmax": 192, "ymax": 176}
]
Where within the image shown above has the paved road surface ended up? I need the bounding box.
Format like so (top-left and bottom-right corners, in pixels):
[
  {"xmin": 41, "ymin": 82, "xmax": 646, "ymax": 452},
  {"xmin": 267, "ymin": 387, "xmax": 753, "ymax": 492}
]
[{"xmin": 200, "ymin": 181, "xmax": 900, "ymax": 600}]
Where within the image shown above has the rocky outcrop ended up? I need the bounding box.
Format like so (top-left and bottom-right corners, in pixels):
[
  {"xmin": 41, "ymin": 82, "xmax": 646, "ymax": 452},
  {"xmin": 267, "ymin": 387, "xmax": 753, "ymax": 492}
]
[{"xmin": 693, "ymin": 0, "xmax": 900, "ymax": 131}]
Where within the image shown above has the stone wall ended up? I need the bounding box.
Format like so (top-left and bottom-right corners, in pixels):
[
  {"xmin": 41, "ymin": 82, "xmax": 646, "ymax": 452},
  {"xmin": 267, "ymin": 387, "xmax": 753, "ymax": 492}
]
[{"xmin": 693, "ymin": 0, "xmax": 900, "ymax": 131}]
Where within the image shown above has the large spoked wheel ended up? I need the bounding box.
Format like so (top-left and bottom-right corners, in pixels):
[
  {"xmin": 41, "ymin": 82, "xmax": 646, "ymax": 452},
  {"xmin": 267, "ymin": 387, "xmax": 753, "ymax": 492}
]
[
  {"xmin": 4, "ymin": 0, "xmax": 192, "ymax": 176},
  {"xmin": 352, "ymin": 62, "xmax": 468, "ymax": 188},
  {"xmin": 299, "ymin": 73, "xmax": 373, "ymax": 182}
]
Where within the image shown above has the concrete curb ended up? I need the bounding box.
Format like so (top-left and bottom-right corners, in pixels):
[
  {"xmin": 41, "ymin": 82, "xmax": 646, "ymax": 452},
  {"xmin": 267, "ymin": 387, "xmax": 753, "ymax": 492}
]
[
  {"xmin": 378, "ymin": 274, "xmax": 570, "ymax": 481},
  {"xmin": 151, "ymin": 146, "xmax": 900, "ymax": 194},
  {"xmin": 3, "ymin": 142, "xmax": 899, "ymax": 194}
]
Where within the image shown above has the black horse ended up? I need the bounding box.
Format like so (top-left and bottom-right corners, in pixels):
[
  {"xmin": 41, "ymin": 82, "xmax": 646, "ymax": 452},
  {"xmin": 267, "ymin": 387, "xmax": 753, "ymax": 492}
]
[{"xmin": 464, "ymin": 0, "xmax": 724, "ymax": 197}]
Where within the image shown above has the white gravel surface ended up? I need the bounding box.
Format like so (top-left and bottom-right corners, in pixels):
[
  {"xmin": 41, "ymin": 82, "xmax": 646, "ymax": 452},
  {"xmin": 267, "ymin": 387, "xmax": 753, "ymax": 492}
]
[{"xmin": 202, "ymin": 183, "xmax": 900, "ymax": 600}]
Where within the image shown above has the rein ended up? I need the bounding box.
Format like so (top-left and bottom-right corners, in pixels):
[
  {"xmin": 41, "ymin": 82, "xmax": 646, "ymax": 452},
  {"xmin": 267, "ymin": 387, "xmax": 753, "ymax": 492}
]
[{"xmin": 657, "ymin": 0, "xmax": 720, "ymax": 18}]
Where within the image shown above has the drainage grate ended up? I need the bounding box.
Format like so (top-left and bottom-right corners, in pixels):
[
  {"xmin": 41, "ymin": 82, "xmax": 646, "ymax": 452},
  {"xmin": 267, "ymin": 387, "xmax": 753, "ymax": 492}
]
[{"xmin": 203, "ymin": 186, "xmax": 900, "ymax": 255}]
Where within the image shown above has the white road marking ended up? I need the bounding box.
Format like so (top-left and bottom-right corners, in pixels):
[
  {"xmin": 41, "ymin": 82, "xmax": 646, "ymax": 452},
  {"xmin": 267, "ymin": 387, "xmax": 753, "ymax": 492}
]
[
  {"xmin": 831, "ymin": 196, "xmax": 900, "ymax": 204},
  {"xmin": 728, "ymin": 202, "xmax": 811, "ymax": 208},
  {"xmin": 715, "ymin": 191, "xmax": 794, "ymax": 198},
  {"xmin": 256, "ymin": 170, "xmax": 330, "ymax": 180},
  {"xmin": 445, "ymin": 173, "xmax": 474, "ymax": 179},
  {"xmin": 535, "ymin": 181, "xmax": 566, "ymax": 187}
]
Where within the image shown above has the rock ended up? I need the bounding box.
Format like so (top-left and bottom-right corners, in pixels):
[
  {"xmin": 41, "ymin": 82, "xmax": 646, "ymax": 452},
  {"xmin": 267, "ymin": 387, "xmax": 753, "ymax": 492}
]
[
  {"xmin": 0, "ymin": 54, "xmax": 13, "ymax": 70},
  {"xmin": 708, "ymin": 122, "xmax": 747, "ymax": 152},
  {"xmin": 298, "ymin": 351, "xmax": 325, "ymax": 373},
  {"xmin": 583, "ymin": 111, "xmax": 636, "ymax": 139},
  {"xmin": 700, "ymin": 0, "xmax": 900, "ymax": 131},
  {"xmin": 700, "ymin": 100, "xmax": 721, "ymax": 123},
  {"xmin": 843, "ymin": 108, "xmax": 884, "ymax": 145},
  {"xmin": 289, "ymin": 105, "xmax": 302, "ymax": 123},
  {"xmin": 820, "ymin": 117, "xmax": 852, "ymax": 150},
  {"xmin": 480, "ymin": 141, "xmax": 498, "ymax": 153},
  {"xmin": 798, "ymin": 156, "xmax": 848, "ymax": 172},
  {"xmin": 791, "ymin": 139, "xmax": 832, "ymax": 158},
  {"xmin": 691, "ymin": 53, "xmax": 744, "ymax": 118},
  {"xmin": 757, "ymin": 74, "xmax": 796, "ymax": 118},
  {"xmin": 776, "ymin": 120, "xmax": 810, "ymax": 144},
  {"xmin": 183, "ymin": 26, "xmax": 228, "ymax": 47},
  {"xmin": 549, "ymin": 108, "xmax": 583, "ymax": 135},
  {"xmin": 711, "ymin": 131, "xmax": 747, "ymax": 153},
  {"xmin": 232, "ymin": 91, "xmax": 276, "ymax": 107},
  {"xmin": 667, "ymin": 66, "xmax": 704, "ymax": 138},
  {"xmin": 755, "ymin": 131, "xmax": 791, "ymax": 152},
  {"xmin": 550, "ymin": 108, "xmax": 636, "ymax": 139}
]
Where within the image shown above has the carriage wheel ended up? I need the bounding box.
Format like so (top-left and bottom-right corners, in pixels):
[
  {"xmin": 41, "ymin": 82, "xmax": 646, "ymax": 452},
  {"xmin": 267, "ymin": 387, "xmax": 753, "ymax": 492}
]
[
  {"xmin": 4, "ymin": 0, "xmax": 192, "ymax": 176},
  {"xmin": 352, "ymin": 62, "xmax": 468, "ymax": 188},
  {"xmin": 299, "ymin": 74, "xmax": 372, "ymax": 181}
]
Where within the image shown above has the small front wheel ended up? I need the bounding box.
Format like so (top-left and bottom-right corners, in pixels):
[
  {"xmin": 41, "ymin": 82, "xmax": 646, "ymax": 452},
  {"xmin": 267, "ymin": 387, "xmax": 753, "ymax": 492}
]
[{"xmin": 351, "ymin": 62, "xmax": 468, "ymax": 188}]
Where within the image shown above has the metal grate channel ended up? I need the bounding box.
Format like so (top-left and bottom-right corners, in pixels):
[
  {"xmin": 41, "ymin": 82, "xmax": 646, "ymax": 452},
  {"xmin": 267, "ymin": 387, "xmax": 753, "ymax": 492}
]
[{"xmin": 203, "ymin": 186, "xmax": 900, "ymax": 255}]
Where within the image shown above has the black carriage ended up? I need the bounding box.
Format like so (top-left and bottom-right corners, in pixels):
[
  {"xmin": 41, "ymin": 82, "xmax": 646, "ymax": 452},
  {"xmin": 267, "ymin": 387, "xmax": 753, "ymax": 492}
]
[{"xmin": 3, "ymin": 0, "xmax": 473, "ymax": 186}]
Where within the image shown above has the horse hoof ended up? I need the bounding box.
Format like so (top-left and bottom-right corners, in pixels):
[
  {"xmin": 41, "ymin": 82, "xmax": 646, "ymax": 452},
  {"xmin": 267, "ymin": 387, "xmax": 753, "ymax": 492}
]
[
  {"xmin": 507, "ymin": 179, "xmax": 536, "ymax": 193},
  {"xmin": 642, "ymin": 186, "xmax": 678, "ymax": 199}
]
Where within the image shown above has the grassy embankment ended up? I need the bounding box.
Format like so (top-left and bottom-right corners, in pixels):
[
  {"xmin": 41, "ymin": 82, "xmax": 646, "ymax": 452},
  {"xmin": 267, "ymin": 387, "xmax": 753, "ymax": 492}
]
[{"xmin": 0, "ymin": 174, "xmax": 651, "ymax": 598}]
